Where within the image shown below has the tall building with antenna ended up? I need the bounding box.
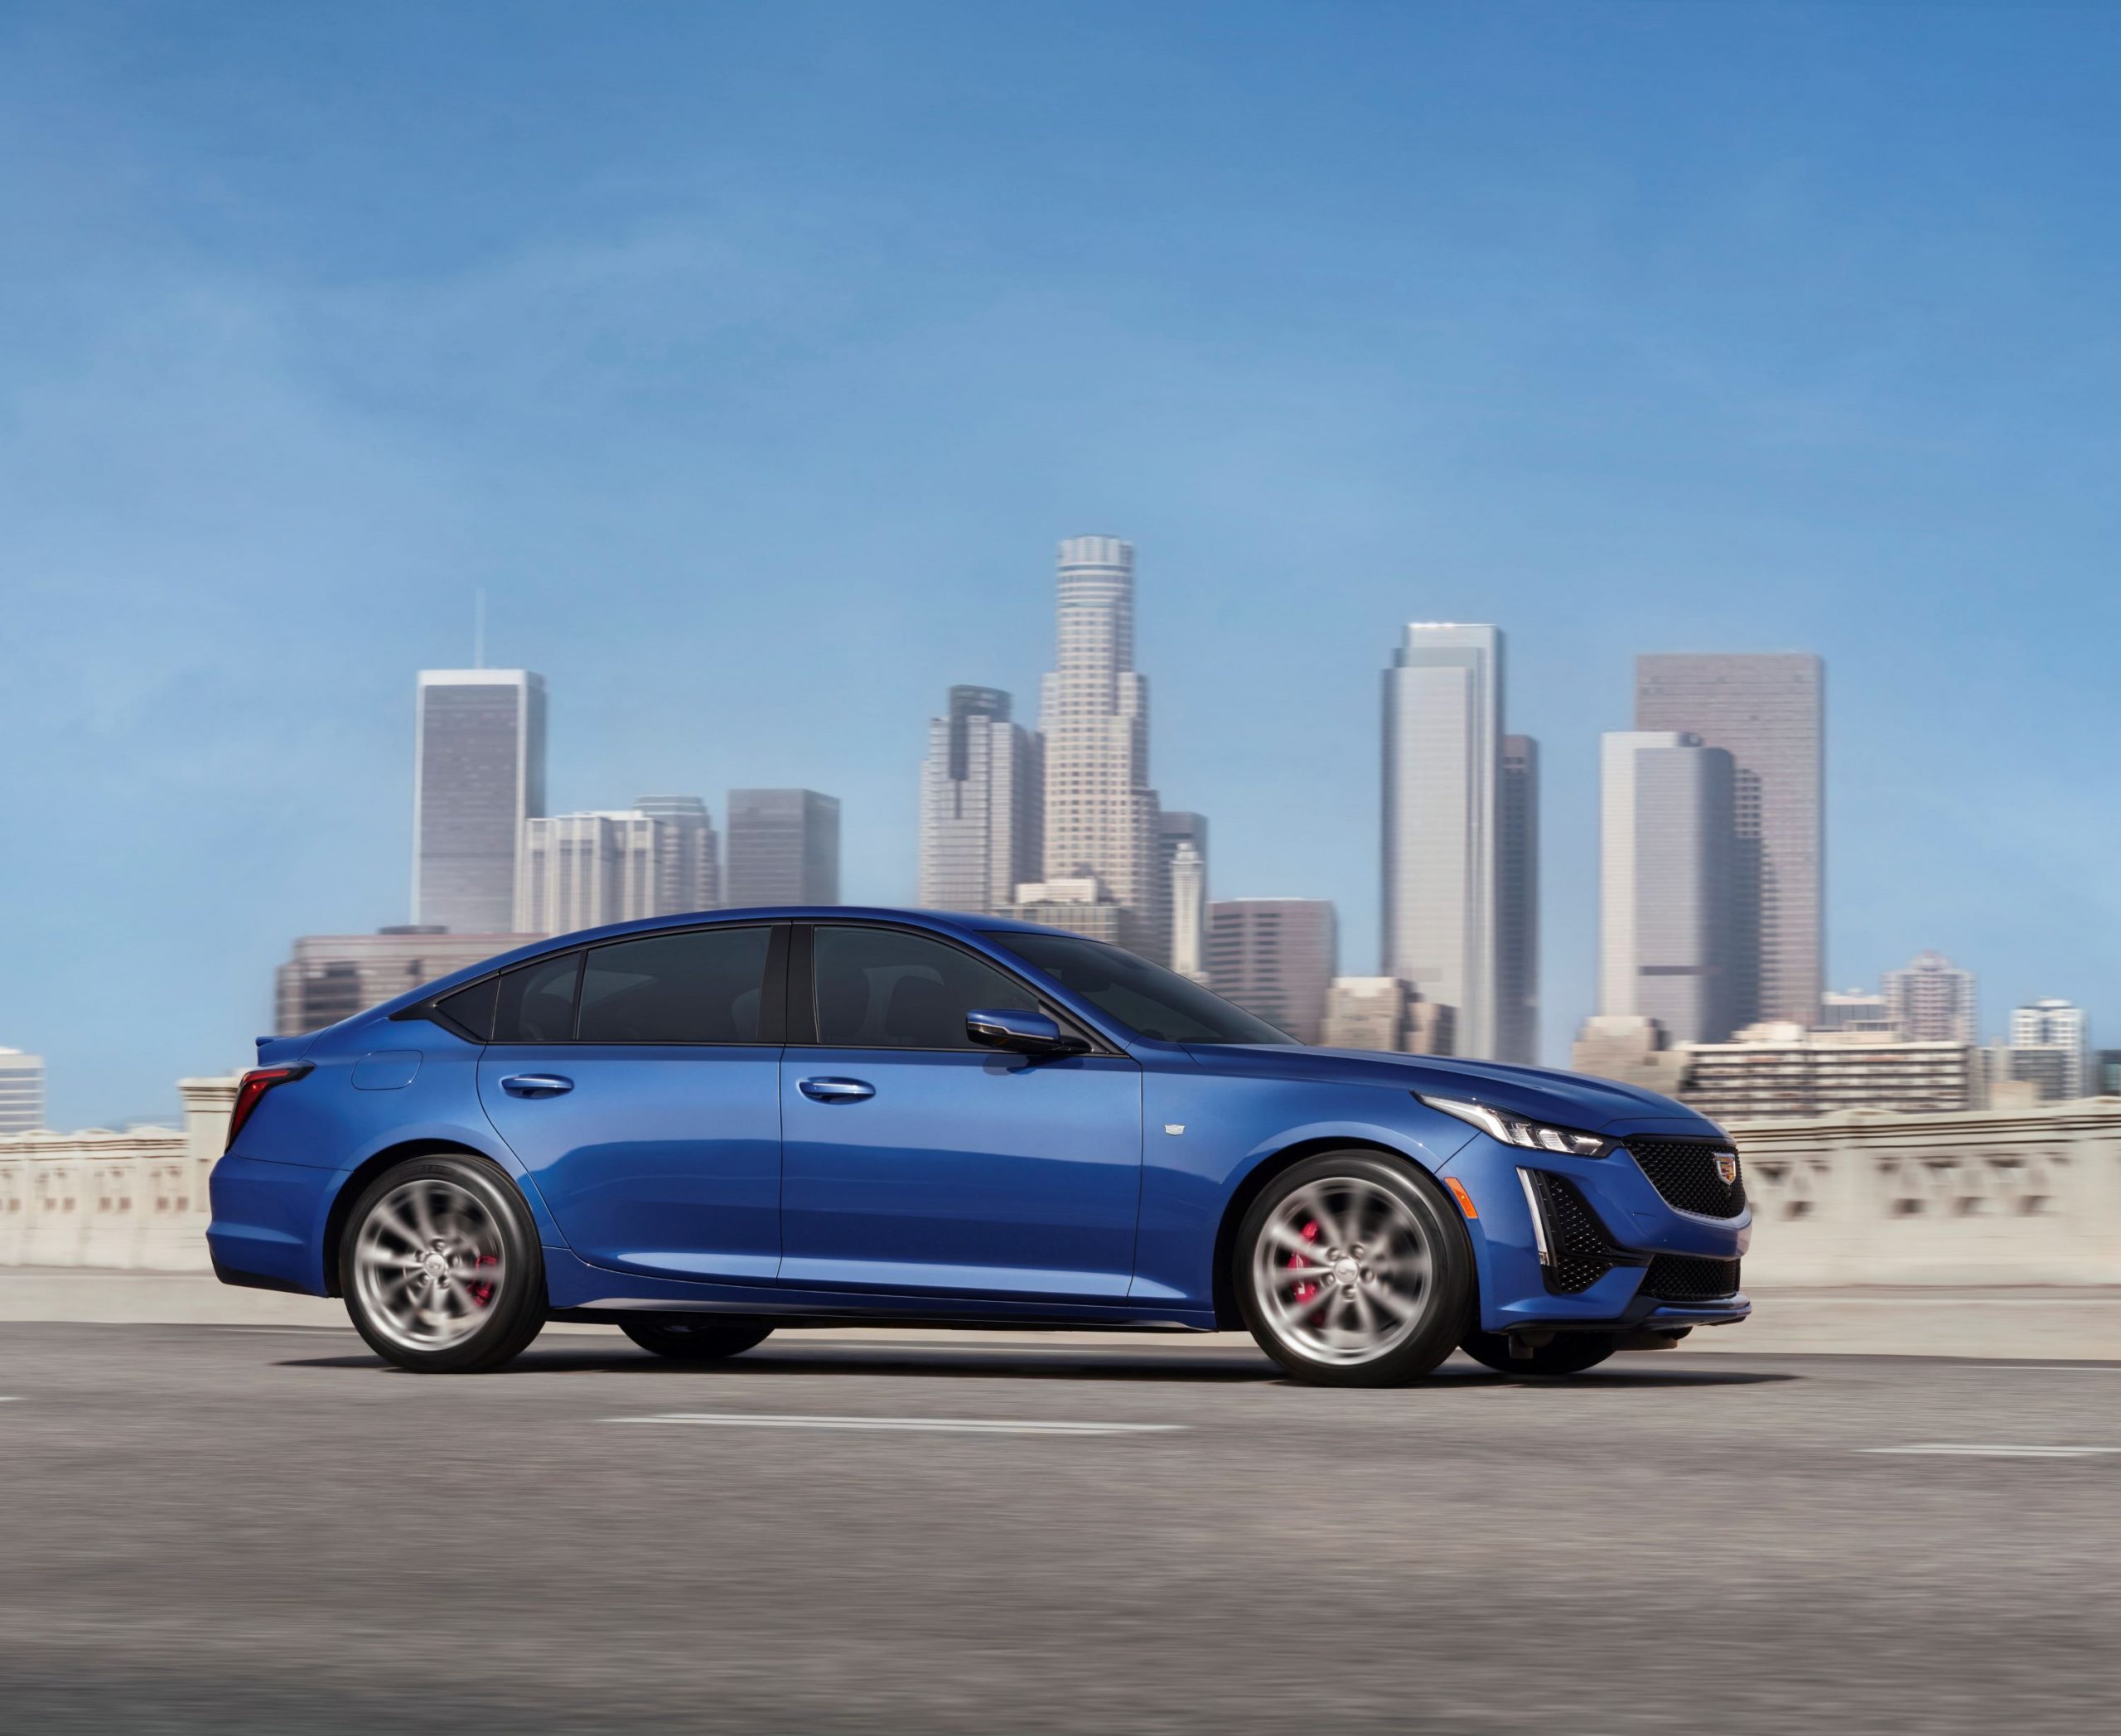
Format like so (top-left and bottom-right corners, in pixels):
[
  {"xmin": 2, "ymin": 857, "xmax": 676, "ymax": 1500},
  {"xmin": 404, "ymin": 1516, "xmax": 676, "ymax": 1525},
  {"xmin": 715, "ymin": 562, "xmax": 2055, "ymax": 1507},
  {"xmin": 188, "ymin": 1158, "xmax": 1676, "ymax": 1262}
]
[{"xmin": 412, "ymin": 670, "xmax": 546, "ymax": 933}]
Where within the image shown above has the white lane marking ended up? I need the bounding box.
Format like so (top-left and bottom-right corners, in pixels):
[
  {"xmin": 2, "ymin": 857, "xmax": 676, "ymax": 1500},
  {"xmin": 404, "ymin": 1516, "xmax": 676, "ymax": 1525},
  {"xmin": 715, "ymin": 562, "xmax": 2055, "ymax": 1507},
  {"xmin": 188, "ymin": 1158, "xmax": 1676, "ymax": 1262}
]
[
  {"xmin": 606, "ymin": 1412, "xmax": 1185, "ymax": 1437},
  {"xmin": 1862, "ymin": 1443, "xmax": 2121, "ymax": 1458},
  {"xmin": 0, "ymin": 1396, "xmax": 20, "ymax": 1403},
  {"xmin": 1978, "ymin": 1365, "xmax": 2121, "ymax": 1375}
]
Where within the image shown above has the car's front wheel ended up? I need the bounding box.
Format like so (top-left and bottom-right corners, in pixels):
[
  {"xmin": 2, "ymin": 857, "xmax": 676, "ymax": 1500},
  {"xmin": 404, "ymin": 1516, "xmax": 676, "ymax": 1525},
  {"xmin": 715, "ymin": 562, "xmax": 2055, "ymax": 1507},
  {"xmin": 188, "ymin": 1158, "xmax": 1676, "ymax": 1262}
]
[
  {"xmin": 340, "ymin": 1154, "xmax": 547, "ymax": 1373},
  {"xmin": 619, "ymin": 1318, "xmax": 775, "ymax": 1361},
  {"xmin": 1234, "ymin": 1150, "xmax": 1473, "ymax": 1387}
]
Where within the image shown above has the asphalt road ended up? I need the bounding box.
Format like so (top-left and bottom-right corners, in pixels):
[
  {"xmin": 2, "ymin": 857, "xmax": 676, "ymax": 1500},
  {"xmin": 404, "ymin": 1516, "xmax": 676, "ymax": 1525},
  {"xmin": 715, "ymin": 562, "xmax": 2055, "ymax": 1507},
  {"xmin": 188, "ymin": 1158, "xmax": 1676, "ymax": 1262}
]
[{"xmin": 2, "ymin": 1322, "xmax": 2115, "ymax": 1734}]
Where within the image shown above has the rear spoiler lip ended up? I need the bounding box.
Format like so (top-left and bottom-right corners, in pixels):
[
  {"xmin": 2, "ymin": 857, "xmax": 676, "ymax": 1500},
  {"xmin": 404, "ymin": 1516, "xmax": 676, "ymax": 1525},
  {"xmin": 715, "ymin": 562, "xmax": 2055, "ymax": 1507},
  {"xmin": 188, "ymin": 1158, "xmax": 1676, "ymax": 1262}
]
[{"xmin": 254, "ymin": 1032, "xmax": 318, "ymax": 1070}]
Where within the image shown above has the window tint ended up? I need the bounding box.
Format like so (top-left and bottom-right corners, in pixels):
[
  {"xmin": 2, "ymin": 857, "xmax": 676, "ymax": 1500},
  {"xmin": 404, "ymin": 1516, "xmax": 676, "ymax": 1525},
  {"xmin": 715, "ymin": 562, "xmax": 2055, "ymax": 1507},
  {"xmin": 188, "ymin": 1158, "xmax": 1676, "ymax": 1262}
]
[
  {"xmin": 985, "ymin": 931, "xmax": 1295, "ymax": 1045},
  {"xmin": 435, "ymin": 976, "xmax": 498, "ymax": 1042},
  {"xmin": 577, "ymin": 927, "xmax": 773, "ymax": 1044},
  {"xmin": 493, "ymin": 953, "xmax": 582, "ymax": 1042},
  {"xmin": 811, "ymin": 926, "xmax": 1038, "ymax": 1049}
]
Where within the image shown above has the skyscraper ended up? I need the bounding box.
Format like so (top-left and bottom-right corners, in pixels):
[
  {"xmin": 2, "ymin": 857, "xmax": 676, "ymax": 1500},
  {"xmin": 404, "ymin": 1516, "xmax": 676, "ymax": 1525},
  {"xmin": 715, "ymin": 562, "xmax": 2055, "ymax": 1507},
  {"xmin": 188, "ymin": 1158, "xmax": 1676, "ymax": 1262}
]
[
  {"xmin": 918, "ymin": 686, "xmax": 1042, "ymax": 916},
  {"xmin": 1381, "ymin": 623, "xmax": 1501, "ymax": 1057},
  {"xmin": 1598, "ymin": 731, "xmax": 1742, "ymax": 1045},
  {"xmin": 0, "ymin": 1048, "xmax": 46, "ymax": 1135},
  {"xmin": 1159, "ymin": 812, "xmax": 1210, "ymax": 982},
  {"xmin": 1882, "ymin": 950, "xmax": 1977, "ymax": 1043},
  {"xmin": 412, "ymin": 670, "xmax": 547, "ymax": 933},
  {"xmin": 1039, "ymin": 536, "xmax": 1165, "ymax": 957},
  {"xmin": 1207, "ymin": 899, "xmax": 1337, "ymax": 1043},
  {"xmin": 725, "ymin": 789, "xmax": 840, "ymax": 907},
  {"xmin": 1495, "ymin": 734, "xmax": 1540, "ymax": 1064},
  {"xmin": 516, "ymin": 812, "xmax": 678, "ymax": 936},
  {"xmin": 634, "ymin": 795, "xmax": 721, "ymax": 913},
  {"xmin": 1635, "ymin": 653, "xmax": 1824, "ymax": 1026}
]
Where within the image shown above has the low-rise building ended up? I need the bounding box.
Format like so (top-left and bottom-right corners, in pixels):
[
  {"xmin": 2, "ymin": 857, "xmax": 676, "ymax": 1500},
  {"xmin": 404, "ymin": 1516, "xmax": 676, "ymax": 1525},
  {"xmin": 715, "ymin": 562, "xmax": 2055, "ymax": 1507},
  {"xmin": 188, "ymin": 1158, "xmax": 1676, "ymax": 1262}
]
[
  {"xmin": 0, "ymin": 1048, "xmax": 46, "ymax": 1136},
  {"xmin": 1570, "ymin": 1013, "xmax": 1688, "ymax": 1095},
  {"xmin": 1207, "ymin": 899, "xmax": 1336, "ymax": 1043},
  {"xmin": 275, "ymin": 928, "xmax": 528, "ymax": 1037},
  {"xmin": 1679, "ymin": 1022, "xmax": 1980, "ymax": 1121},
  {"xmin": 998, "ymin": 878, "xmax": 1155, "ymax": 955},
  {"xmin": 1323, "ymin": 978, "xmax": 1454, "ymax": 1055}
]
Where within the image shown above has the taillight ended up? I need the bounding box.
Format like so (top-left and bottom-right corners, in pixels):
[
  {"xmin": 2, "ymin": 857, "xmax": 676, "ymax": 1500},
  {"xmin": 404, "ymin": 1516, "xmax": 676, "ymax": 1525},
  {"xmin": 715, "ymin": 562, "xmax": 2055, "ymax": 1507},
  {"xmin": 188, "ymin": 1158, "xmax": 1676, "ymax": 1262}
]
[{"xmin": 225, "ymin": 1064, "xmax": 312, "ymax": 1152}]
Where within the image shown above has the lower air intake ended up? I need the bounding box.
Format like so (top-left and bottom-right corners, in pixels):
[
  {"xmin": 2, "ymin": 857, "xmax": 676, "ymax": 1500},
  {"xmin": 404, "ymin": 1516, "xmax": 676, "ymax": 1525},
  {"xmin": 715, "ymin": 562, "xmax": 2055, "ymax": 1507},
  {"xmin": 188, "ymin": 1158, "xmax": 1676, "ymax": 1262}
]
[
  {"xmin": 1642, "ymin": 1255, "xmax": 1742, "ymax": 1303},
  {"xmin": 1524, "ymin": 1172, "xmax": 1614, "ymax": 1295}
]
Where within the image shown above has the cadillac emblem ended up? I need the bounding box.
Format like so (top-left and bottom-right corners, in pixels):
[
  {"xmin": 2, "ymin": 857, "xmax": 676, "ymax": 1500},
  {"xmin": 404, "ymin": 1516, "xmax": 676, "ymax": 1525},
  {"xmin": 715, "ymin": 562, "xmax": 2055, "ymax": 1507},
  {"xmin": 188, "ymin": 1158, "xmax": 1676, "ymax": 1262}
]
[{"xmin": 1713, "ymin": 1150, "xmax": 1740, "ymax": 1187}]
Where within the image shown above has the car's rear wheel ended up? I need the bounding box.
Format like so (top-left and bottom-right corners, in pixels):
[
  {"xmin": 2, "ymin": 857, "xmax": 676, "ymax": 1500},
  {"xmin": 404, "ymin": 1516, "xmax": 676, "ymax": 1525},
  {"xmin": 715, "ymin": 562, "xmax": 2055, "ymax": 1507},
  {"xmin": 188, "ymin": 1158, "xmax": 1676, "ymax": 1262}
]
[
  {"xmin": 618, "ymin": 1317, "xmax": 775, "ymax": 1361},
  {"xmin": 1234, "ymin": 1150, "xmax": 1473, "ymax": 1387},
  {"xmin": 1458, "ymin": 1329, "xmax": 1619, "ymax": 1376},
  {"xmin": 340, "ymin": 1154, "xmax": 546, "ymax": 1373}
]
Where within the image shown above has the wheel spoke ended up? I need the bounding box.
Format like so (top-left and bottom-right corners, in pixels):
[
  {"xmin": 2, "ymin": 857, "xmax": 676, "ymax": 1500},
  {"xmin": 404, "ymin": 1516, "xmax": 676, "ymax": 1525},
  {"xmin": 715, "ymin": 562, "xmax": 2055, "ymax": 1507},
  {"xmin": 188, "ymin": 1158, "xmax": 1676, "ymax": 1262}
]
[
  {"xmin": 1262, "ymin": 1221, "xmax": 1324, "ymax": 1262},
  {"xmin": 409, "ymin": 1183, "xmax": 441, "ymax": 1249},
  {"xmin": 372, "ymin": 1206, "xmax": 423, "ymax": 1250}
]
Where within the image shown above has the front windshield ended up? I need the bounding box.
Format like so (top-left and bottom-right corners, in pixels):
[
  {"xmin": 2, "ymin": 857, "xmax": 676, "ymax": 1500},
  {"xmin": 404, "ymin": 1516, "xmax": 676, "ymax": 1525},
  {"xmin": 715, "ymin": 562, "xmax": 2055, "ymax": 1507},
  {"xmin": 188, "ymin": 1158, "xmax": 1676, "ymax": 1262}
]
[{"xmin": 984, "ymin": 930, "xmax": 1297, "ymax": 1046}]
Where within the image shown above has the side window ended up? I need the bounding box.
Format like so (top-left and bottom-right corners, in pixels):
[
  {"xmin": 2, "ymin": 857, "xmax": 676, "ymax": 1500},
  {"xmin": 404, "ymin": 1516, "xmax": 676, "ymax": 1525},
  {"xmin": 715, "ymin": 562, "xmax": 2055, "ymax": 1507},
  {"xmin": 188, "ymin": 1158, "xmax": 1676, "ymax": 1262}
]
[
  {"xmin": 577, "ymin": 927, "xmax": 773, "ymax": 1044},
  {"xmin": 493, "ymin": 953, "xmax": 582, "ymax": 1042},
  {"xmin": 811, "ymin": 926, "xmax": 1038, "ymax": 1050},
  {"xmin": 435, "ymin": 976, "xmax": 498, "ymax": 1041}
]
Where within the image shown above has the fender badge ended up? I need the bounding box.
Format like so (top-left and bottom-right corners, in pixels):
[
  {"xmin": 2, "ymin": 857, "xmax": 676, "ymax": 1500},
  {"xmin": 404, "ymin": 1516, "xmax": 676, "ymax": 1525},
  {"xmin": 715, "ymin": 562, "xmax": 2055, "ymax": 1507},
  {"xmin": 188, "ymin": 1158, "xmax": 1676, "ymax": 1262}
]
[{"xmin": 1163, "ymin": 1124, "xmax": 1186, "ymax": 1135}]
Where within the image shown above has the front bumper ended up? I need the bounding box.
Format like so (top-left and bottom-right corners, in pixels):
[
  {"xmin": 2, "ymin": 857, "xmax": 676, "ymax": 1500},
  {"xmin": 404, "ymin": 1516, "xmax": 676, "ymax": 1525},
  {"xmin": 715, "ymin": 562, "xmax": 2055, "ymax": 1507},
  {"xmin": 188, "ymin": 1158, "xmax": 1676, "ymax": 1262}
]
[{"xmin": 1437, "ymin": 1130, "xmax": 1752, "ymax": 1337}]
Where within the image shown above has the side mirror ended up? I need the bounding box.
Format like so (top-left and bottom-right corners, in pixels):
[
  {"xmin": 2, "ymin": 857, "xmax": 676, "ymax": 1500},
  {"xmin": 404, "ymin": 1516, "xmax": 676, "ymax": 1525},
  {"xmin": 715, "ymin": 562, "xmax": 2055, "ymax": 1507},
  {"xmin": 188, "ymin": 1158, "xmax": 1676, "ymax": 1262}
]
[{"xmin": 966, "ymin": 1008, "xmax": 1087, "ymax": 1058}]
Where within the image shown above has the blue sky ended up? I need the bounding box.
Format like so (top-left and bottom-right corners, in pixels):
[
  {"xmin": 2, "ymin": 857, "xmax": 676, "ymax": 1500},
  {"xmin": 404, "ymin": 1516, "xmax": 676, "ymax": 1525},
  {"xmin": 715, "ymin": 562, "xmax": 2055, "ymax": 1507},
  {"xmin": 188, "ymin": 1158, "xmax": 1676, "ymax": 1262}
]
[{"xmin": 3, "ymin": 1, "xmax": 2118, "ymax": 1126}]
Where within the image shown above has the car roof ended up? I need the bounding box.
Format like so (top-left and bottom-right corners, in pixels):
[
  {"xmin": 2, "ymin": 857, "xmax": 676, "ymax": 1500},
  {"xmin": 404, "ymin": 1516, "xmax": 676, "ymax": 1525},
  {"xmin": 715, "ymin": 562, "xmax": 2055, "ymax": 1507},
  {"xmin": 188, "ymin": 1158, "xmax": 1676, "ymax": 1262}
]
[{"xmin": 355, "ymin": 906, "xmax": 1070, "ymax": 1024}]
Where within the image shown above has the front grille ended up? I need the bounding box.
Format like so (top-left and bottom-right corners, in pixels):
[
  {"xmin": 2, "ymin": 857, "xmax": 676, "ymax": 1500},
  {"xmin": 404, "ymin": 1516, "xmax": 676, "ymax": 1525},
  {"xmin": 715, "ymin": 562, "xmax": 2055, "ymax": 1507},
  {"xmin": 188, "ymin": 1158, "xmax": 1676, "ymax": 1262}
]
[
  {"xmin": 1643, "ymin": 1254, "xmax": 1742, "ymax": 1303},
  {"xmin": 1626, "ymin": 1138, "xmax": 1747, "ymax": 1219},
  {"xmin": 1523, "ymin": 1172, "xmax": 1614, "ymax": 1294}
]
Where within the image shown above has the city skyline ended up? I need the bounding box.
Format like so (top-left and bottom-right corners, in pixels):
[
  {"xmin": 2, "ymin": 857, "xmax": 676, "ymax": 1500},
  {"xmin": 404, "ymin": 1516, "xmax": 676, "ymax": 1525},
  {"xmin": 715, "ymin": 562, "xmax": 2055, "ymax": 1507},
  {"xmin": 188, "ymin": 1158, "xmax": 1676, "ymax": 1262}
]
[
  {"xmin": 10, "ymin": 528, "xmax": 2107, "ymax": 1123},
  {"xmin": 9, "ymin": 5, "xmax": 2120, "ymax": 1125}
]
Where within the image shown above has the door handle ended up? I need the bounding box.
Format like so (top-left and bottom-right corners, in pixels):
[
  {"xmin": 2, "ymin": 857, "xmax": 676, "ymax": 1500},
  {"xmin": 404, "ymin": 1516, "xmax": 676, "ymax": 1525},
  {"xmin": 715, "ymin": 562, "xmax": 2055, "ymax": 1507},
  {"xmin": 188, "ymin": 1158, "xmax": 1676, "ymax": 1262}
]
[
  {"xmin": 799, "ymin": 1076, "xmax": 875, "ymax": 1103},
  {"xmin": 500, "ymin": 1073, "xmax": 574, "ymax": 1098}
]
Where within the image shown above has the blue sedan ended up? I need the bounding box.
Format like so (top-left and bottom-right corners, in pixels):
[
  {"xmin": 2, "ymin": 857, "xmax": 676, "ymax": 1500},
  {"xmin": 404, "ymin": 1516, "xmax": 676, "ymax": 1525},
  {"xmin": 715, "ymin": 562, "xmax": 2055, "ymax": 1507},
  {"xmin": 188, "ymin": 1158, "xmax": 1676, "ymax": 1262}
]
[{"xmin": 209, "ymin": 908, "xmax": 1751, "ymax": 1384}]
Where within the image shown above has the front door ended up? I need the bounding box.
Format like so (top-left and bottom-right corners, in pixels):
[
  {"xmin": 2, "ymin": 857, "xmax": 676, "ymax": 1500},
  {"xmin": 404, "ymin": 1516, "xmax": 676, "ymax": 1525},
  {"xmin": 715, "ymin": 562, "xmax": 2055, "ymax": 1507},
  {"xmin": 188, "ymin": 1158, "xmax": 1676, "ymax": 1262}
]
[
  {"xmin": 476, "ymin": 924, "xmax": 785, "ymax": 1284},
  {"xmin": 778, "ymin": 923, "xmax": 1143, "ymax": 1300}
]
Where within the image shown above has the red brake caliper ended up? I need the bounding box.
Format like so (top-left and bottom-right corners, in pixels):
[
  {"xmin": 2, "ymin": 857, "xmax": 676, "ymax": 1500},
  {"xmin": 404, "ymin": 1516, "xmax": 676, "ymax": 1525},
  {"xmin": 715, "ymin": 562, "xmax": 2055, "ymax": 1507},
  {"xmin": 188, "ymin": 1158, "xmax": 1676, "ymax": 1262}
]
[
  {"xmin": 1288, "ymin": 1219, "xmax": 1321, "ymax": 1303},
  {"xmin": 471, "ymin": 1254, "xmax": 500, "ymax": 1307}
]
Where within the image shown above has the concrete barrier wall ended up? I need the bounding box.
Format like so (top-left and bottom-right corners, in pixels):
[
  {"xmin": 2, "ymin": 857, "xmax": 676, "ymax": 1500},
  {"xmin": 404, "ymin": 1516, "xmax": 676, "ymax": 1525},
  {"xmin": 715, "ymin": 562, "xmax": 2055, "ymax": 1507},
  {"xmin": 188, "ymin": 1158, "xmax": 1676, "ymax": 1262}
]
[
  {"xmin": 0, "ymin": 1078, "xmax": 234, "ymax": 1274},
  {"xmin": 1735, "ymin": 1100, "xmax": 2121, "ymax": 1286},
  {"xmin": 2, "ymin": 1080, "xmax": 2117, "ymax": 1286}
]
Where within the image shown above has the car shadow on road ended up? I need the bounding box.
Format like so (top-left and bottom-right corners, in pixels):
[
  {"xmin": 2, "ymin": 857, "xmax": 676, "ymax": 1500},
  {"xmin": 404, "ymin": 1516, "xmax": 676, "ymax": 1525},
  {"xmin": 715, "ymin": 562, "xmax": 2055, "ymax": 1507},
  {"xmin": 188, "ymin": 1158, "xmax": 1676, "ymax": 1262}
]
[{"xmin": 275, "ymin": 1342, "xmax": 1800, "ymax": 1387}]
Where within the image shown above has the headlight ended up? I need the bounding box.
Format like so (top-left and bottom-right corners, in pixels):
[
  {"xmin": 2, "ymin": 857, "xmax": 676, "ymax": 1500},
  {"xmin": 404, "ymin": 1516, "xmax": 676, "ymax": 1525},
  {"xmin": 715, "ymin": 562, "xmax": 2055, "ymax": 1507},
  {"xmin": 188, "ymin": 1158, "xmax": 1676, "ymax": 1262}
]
[{"xmin": 1420, "ymin": 1095, "xmax": 1616, "ymax": 1157}]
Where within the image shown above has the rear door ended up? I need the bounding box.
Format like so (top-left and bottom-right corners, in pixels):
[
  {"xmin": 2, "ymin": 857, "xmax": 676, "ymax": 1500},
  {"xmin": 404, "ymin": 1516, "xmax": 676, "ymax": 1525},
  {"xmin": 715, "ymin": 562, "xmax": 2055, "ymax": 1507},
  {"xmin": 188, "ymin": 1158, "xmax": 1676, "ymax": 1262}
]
[
  {"xmin": 476, "ymin": 924, "xmax": 785, "ymax": 1284},
  {"xmin": 778, "ymin": 923, "xmax": 1143, "ymax": 1300}
]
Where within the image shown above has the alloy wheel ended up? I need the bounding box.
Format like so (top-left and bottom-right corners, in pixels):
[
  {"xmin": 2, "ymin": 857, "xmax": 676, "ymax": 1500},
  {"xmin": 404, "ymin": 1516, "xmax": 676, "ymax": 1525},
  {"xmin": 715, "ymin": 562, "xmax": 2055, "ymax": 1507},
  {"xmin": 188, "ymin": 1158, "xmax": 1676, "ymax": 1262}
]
[
  {"xmin": 1251, "ymin": 1175, "xmax": 1437, "ymax": 1366},
  {"xmin": 353, "ymin": 1177, "xmax": 507, "ymax": 1352}
]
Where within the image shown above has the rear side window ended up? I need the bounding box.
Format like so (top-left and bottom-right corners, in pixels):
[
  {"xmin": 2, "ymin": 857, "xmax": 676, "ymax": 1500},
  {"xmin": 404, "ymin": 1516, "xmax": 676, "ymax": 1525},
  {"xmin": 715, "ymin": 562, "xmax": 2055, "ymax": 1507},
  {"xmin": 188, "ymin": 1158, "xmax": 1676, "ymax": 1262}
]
[
  {"xmin": 577, "ymin": 927, "xmax": 773, "ymax": 1044},
  {"xmin": 810, "ymin": 926, "xmax": 1037, "ymax": 1049},
  {"xmin": 434, "ymin": 976, "xmax": 498, "ymax": 1042},
  {"xmin": 493, "ymin": 953, "xmax": 582, "ymax": 1042}
]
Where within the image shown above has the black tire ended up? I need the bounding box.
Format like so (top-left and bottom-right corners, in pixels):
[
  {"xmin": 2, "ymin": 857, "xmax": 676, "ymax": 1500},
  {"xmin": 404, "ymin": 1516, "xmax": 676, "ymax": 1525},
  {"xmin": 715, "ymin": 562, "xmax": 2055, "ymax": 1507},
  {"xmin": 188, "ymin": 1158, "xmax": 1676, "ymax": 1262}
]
[
  {"xmin": 1458, "ymin": 1329, "xmax": 1619, "ymax": 1376},
  {"xmin": 618, "ymin": 1317, "xmax": 775, "ymax": 1361},
  {"xmin": 1233, "ymin": 1149, "xmax": 1475, "ymax": 1387},
  {"xmin": 338, "ymin": 1153, "xmax": 547, "ymax": 1373}
]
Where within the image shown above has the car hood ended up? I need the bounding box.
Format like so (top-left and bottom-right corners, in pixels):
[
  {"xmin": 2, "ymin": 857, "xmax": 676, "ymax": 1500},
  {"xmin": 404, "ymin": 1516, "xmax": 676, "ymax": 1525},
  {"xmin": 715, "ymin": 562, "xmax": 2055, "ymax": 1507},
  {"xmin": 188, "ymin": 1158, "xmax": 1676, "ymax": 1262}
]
[{"xmin": 1178, "ymin": 1044, "xmax": 1722, "ymax": 1137}]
